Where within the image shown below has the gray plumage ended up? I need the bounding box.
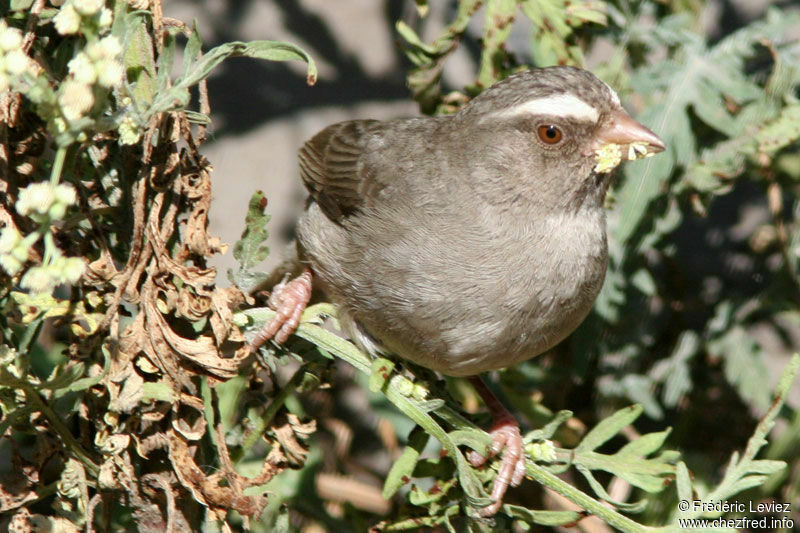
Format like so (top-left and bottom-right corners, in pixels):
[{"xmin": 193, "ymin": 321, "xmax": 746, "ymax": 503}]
[{"xmin": 294, "ymin": 66, "xmax": 649, "ymax": 376}]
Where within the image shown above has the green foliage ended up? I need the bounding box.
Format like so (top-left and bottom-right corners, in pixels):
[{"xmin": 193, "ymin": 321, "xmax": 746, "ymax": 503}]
[{"xmin": 228, "ymin": 190, "xmax": 272, "ymax": 293}]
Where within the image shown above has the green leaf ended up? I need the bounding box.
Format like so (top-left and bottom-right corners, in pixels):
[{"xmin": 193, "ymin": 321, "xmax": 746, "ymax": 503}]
[
  {"xmin": 123, "ymin": 13, "xmax": 157, "ymax": 108},
  {"xmin": 650, "ymin": 330, "xmax": 700, "ymax": 408},
  {"xmin": 477, "ymin": 0, "xmax": 517, "ymax": 87},
  {"xmin": 369, "ymin": 357, "xmax": 395, "ymax": 393},
  {"xmin": 383, "ymin": 426, "xmax": 429, "ymax": 499},
  {"xmin": 395, "ymin": 21, "xmax": 437, "ymax": 56},
  {"xmin": 184, "ymin": 110, "xmax": 211, "ymax": 124},
  {"xmin": 182, "ymin": 20, "xmax": 203, "ymax": 78},
  {"xmin": 524, "ymin": 410, "xmax": 573, "ymax": 442},
  {"xmin": 756, "ymin": 103, "xmax": 800, "ymax": 153},
  {"xmin": 10, "ymin": 0, "xmax": 34, "ymax": 10},
  {"xmin": 146, "ymin": 39, "xmax": 316, "ymax": 119},
  {"xmin": 448, "ymin": 428, "xmax": 492, "ymax": 453},
  {"xmin": 698, "ymin": 354, "xmax": 798, "ymax": 513},
  {"xmin": 708, "ymin": 325, "xmax": 771, "ymax": 410},
  {"xmin": 575, "ymin": 404, "xmax": 642, "ymax": 452},
  {"xmin": 676, "ymin": 461, "xmax": 692, "ymax": 513},
  {"xmin": 180, "ymin": 39, "xmax": 316, "ymax": 90},
  {"xmin": 503, "ymin": 504, "xmax": 582, "ymax": 527},
  {"xmin": 227, "ymin": 191, "xmax": 271, "ymax": 293},
  {"xmin": 156, "ymin": 27, "xmax": 177, "ymax": 95},
  {"xmin": 142, "ymin": 382, "xmax": 177, "ymax": 403},
  {"xmin": 617, "ymin": 429, "xmax": 671, "ymax": 458}
]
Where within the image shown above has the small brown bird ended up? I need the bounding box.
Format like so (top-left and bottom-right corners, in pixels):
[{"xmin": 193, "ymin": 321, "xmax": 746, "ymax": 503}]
[{"xmin": 252, "ymin": 66, "xmax": 665, "ymax": 516}]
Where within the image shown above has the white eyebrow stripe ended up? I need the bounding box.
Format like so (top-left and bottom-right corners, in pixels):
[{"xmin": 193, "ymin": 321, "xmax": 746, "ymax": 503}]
[
  {"xmin": 602, "ymin": 80, "xmax": 621, "ymax": 106},
  {"xmin": 494, "ymin": 94, "xmax": 600, "ymax": 123}
]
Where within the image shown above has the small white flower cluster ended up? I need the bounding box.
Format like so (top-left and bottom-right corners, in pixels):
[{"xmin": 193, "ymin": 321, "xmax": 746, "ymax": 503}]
[
  {"xmin": 0, "ymin": 20, "xmax": 37, "ymax": 93},
  {"xmin": 117, "ymin": 113, "xmax": 140, "ymax": 145},
  {"xmin": 19, "ymin": 252, "xmax": 86, "ymax": 294},
  {"xmin": 54, "ymin": 0, "xmax": 112, "ymax": 36},
  {"xmin": 58, "ymin": 35, "xmax": 123, "ymax": 121},
  {"xmin": 0, "ymin": 182, "xmax": 86, "ymax": 294},
  {"xmin": 69, "ymin": 36, "xmax": 123, "ymax": 88},
  {"xmin": 17, "ymin": 182, "xmax": 78, "ymax": 221},
  {"xmin": 0, "ymin": 227, "xmax": 35, "ymax": 276}
]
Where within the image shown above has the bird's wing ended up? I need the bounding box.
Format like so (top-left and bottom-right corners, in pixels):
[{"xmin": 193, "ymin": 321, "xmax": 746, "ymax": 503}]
[{"xmin": 298, "ymin": 119, "xmax": 384, "ymax": 221}]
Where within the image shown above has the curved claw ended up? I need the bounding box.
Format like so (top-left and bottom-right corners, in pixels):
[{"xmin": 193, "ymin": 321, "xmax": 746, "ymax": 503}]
[
  {"xmin": 473, "ymin": 418, "xmax": 526, "ymax": 517},
  {"xmin": 467, "ymin": 375, "xmax": 528, "ymax": 517},
  {"xmin": 249, "ymin": 269, "xmax": 313, "ymax": 352}
]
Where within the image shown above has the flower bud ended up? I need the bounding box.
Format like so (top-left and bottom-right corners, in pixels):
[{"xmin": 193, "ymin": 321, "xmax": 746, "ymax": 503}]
[
  {"xmin": 21, "ymin": 266, "xmax": 56, "ymax": 294},
  {"xmin": 68, "ymin": 53, "xmax": 97, "ymax": 85},
  {"xmin": 73, "ymin": 0, "xmax": 105, "ymax": 17},
  {"xmin": 58, "ymin": 79, "xmax": 94, "ymax": 121},
  {"xmin": 54, "ymin": 4, "xmax": 81, "ymax": 35}
]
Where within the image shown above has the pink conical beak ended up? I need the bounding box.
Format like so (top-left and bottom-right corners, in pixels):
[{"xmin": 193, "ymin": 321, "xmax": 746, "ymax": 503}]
[{"xmin": 594, "ymin": 108, "xmax": 665, "ymax": 154}]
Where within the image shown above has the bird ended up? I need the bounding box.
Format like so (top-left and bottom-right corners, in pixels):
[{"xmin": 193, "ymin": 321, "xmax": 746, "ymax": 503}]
[{"xmin": 250, "ymin": 65, "xmax": 665, "ymax": 517}]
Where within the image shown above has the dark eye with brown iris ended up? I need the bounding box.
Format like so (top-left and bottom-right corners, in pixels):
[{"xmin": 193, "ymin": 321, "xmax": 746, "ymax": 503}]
[{"xmin": 537, "ymin": 124, "xmax": 563, "ymax": 144}]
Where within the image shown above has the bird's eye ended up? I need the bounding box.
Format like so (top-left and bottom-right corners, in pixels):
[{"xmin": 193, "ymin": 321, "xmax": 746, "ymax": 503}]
[{"xmin": 537, "ymin": 125, "xmax": 563, "ymax": 145}]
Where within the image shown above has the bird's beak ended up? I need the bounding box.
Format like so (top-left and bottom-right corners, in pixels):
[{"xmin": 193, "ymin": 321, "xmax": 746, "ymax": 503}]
[{"xmin": 591, "ymin": 108, "xmax": 665, "ymax": 173}]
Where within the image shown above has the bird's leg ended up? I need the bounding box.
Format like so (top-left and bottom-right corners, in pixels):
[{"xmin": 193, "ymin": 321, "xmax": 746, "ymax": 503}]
[
  {"xmin": 249, "ymin": 268, "xmax": 313, "ymax": 352},
  {"xmin": 467, "ymin": 375, "xmax": 527, "ymax": 517}
]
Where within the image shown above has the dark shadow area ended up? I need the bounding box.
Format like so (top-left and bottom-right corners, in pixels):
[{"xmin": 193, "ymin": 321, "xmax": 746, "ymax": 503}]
[{"xmin": 189, "ymin": 0, "xmax": 418, "ymax": 137}]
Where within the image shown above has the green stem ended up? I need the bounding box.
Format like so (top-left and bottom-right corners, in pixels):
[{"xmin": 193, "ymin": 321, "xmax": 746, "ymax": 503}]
[
  {"xmin": 245, "ymin": 306, "xmax": 666, "ymax": 528},
  {"xmin": 49, "ymin": 146, "xmax": 67, "ymax": 186},
  {"xmin": 10, "ymin": 374, "xmax": 101, "ymax": 477},
  {"xmin": 524, "ymin": 462, "xmax": 650, "ymax": 533},
  {"xmin": 43, "ymin": 231, "xmax": 56, "ymax": 264},
  {"xmin": 233, "ymin": 365, "xmax": 305, "ymax": 463}
]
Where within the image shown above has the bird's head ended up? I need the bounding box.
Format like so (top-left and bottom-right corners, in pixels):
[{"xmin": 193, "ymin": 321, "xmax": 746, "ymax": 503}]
[{"xmin": 455, "ymin": 66, "xmax": 665, "ymax": 209}]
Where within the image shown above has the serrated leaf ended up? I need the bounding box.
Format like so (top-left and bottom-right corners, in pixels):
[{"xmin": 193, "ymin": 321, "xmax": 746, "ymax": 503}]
[
  {"xmin": 227, "ymin": 191, "xmax": 271, "ymax": 293},
  {"xmin": 621, "ymin": 375, "xmax": 662, "ymax": 419},
  {"xmin": 650, "ymin": 330, "xmax": 700, "ymax": 408},
  {"xmin": 630, "ymin": 268, "xmax": 656, "ymax": 296},
  {"xmin": 477, "ymin": 0, "xmax": 516, "ymax": 86},
  {"xmin": 740, "ymin": 459, "xmax": 787, "ymax": 475}
]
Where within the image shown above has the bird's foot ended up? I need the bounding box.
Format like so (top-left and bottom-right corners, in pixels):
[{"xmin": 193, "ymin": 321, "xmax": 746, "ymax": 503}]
[
  {"xmin": 249, "ymin": 269, "xmax": 313, "ymax": 352},
  {"xmin": 466, "ymin": 375, "xmax": 527, "ymax": 517},
  {"xmin": 467, "ymin": 416, "xmax": 526, "ymax": 517}
]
